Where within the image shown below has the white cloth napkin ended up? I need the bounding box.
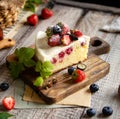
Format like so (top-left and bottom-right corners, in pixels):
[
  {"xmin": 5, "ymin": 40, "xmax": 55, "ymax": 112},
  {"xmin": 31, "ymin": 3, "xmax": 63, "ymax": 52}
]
[{"xmin": 100, "ymin": 17, "xmax": 120, "ymax": 32}]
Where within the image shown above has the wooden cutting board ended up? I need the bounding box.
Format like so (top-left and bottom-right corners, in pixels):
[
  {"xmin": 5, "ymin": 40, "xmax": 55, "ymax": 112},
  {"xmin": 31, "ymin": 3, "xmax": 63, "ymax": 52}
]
[{"xmin": 7, "ymin": 37, "xmax": 110, "ymax": 104}]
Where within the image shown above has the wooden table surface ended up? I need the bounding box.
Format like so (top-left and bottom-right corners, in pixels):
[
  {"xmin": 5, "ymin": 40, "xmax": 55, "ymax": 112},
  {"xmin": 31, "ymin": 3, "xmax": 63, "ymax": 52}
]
[{"xmin": 0, "ymin": 1, "xmax": 120, "ymax": 119}]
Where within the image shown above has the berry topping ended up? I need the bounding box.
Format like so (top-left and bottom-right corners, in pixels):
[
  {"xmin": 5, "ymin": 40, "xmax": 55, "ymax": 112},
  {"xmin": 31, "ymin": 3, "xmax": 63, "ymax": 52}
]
[
  {"xmin": 0, "ymin": 27, "xmax": 3, "ymax": 40},
  {"xmin": 2, "ymin": 96, "xmax": 15, "ymax": 110},
  {"xmin": 77, "ymin": 63, "xmax": 87, "ymax": 71},
  {"xmin": 61, "ymin": 23, "xmax": 70, "ymax": 35},
  {"xmin": 102, "ymin": 106, "xmax": 113, "ymax": 116},
  {"xmin": 58, "ymin": 51, "xmax": 65, "ymax": 58},
  {"xmin": 89, "ymin": 83, "xmax": 99, "ymax": 93},
  {"xmin": 46, "ymin": 22, "xmax": 83, "ymax": 47},
  {"xmin": 0, "ymin": 82, "xmax": 9, "ymax": 91},
  {"xmin": 41, "ymin": 8, "xmax": 53, "ymax": 19},
  {"xmin": 86, "ymin": 108, "xmax": 96, "ymax": 117},
  {"xmin": 72, "ymin": 69, "xmax": 86, "ymax": 83},
  {"xmin": 53, "ymin": 25, "xmax": 62, "ymax": 34},
  {"xmin": 65, "ymin": 47, "xmax": 73, "ymax": 55},
  {"xmin": 48, "ymin": 34, "xmax": 61, "ymax": 46},
  {"xmin": 68, "ymin": 67, "xmax": 75, "ymax": 75},
  {"xmin": 61, "ymin": 35, "xmax": 71, "ymax": 46},
  {"xmin": 27, "ymin": 14, "xmax": 38, "ymax": 26},
  {"xmin": 46, "ymin": 27, "xmax": 53, "ymax": 38},
  {"xmin": 73, "ymin": 30, "xmax": 83, "ymax": 37},
  {"xmin": 69, "ymin": 34, "xmax": 78, "ymax": 41}
]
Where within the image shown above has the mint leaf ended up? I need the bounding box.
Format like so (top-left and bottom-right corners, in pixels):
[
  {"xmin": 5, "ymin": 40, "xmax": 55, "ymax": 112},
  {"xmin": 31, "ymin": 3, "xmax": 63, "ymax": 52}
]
[
  {"xmin": 0, "ymin": 112, "xmax": 14, "ymax": 119},
  {"xmin": 35, "ymin": 61, "xmax": 42, "ymax": 72},
  {"xmin": 9, "ymin": 47, "xmax": 35, "ymax": 79},
  {"xmin": 15, "ymin": 47, "xmax": 35, "ymax": 63},
  {"xmin": 24, "ymin": 59, "xmax": 36, "ymax": 67},
  {"xmin": 34, "ymin": 0, "xmax": 42, "ymax": 4},
  {"xmin": 35, "ymin": 61, "xmax": 53, "ymax": 79},
  {"xmin": 24, "ymin": 2, "xmax": 35, "ymax": 12},
  {"xmin": 33, "ymin": 76, "xmax": 44, "ymax": 86},
  {"xmin": 9, "ymin": 62, "xmax": 25, "ymax": 79},
  {"xmin": 24, "ymin": 0, "xmax": 43, "ymax": 12}
]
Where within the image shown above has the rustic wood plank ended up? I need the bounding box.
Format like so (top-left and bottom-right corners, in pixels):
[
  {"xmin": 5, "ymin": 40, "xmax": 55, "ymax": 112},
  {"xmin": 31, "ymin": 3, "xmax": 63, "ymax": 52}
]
[{"xmin": 1, "ymin": 3, "xmax": 120, "ymax": 119}]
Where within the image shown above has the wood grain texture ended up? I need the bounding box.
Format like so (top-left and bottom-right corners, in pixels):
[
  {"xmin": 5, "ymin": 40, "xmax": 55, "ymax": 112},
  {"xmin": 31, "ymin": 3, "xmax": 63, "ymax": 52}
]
[{"xmin": 0, "ymin": 3, "xmax": 120, "ymax": 119}]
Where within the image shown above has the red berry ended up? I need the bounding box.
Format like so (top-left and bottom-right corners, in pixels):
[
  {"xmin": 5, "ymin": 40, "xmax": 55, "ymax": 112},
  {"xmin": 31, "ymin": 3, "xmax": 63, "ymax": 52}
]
[
  {"xmin": 48, "ymin": 34, "xmax": 61, "ymax": 46},
  {"xmin": 73, "ymin": 30, "xmax": 83, "ymax": 37},
  {"xmin": 27, "ymin": 14, "xmax": 38, "ymax": 26},
  {"xmin": 65, "ymin": 47, "xmax": 73, "ymax": 55},
  {"xmin": 72, "ymin": 69, "xmax": 86, "ymax": 83},
  {"xmin": 0, "ymin": 27, "xmax": 3, "ymax": 41},
  {"xmin": 41, "ymin": 8, "xmax": 53, "ymax": 19},
  {"xmin": 58, "ymin": 51, "xmax": 65, "ymax": 58},
  {"xmin": 61, "ymin": 35, "xmax": 71, "ymax": 46},
  {"xmin": 2, "ymin": 96, "xmax": 15, "ymax": 110},
  {"xmin": 61, "ymin": 23, "xmax": 70, "ymax": 35},
  {"xmin": 51, "ymin": 57, "xmax": 57, "ymax": 64}
]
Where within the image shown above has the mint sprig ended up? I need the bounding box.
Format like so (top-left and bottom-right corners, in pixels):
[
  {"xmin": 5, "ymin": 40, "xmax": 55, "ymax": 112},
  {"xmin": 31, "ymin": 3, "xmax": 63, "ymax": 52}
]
[
  {"xmin": 35, "ymin": 61, "xmax": 53, "ymax": 79},
  {"xmin": 0, "ymin": 112, "xmax": 14, "ymax": 119},
  {"xmin": 24, "ymin": 0, "xmax": 43, "ymax": 12},
  {"xmin": 8, "ymin": 47, "xmax": 54, "ymax": 86}
]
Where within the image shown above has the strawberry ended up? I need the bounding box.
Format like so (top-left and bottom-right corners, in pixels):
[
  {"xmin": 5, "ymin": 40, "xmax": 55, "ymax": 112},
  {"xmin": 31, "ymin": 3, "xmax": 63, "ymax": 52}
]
[
  {"xmin": 0, "ymin": 27, "xmax": 3, "ymax": 41},
  {"xmin": 48, "ymin": 34, "xmax": 61, "ymax": 46},
  {"xmin": 61, "ymin": 23, "xmax": 70, "ymax": 35},
  {"xmin": 2, "ymin": 96, "xmax": 15, "ymax": 110},
  {"xmin": 72, "ymin": 69, "xmax": 86, "ymax": 83},
  {"xmin": 61, "ymin": 35, "xmax": 71, "ymax": 45},
  {"xmin": 41, "ymin": 8, "xmax": 53, "ymax": 19},
  {"xmin": 73, "ymin": 30, "xmax": 83, "ymax": 38},
  {"xmin": 27, "ymin": 14, "xmax": 38, "ymax": 26}
]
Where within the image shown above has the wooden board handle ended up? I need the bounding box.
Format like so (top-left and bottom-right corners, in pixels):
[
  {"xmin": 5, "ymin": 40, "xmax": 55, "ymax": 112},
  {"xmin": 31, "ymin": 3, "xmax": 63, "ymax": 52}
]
[{"xmin": 89, "ymin": 36, "xmax": 110, "ymax": 55}]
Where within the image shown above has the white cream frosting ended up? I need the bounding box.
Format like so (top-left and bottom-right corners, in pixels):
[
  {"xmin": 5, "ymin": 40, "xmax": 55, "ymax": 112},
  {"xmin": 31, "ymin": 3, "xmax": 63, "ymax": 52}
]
[{"xmin": 35, "ymin": 31, "xmax": 89, "ymax": 62}]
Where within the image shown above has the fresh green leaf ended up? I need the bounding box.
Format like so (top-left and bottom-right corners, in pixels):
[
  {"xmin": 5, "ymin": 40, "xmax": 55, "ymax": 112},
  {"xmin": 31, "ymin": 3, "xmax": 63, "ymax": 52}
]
[
  {"xmin": 15, "ymin": 47, "xmax": 35, "ymax": 63},
  {"xmin": 35, "ymin": 61, "xmax": 42, "ymax": 72},
  {"xmin": 9, "ymin": 62, "xmax": 25, "ymax": 79},
  {"xmin": 34, "ymin": 0, "xmax": 42, "ymax": 4},
  {"xmin": 24, "ymin": 0, "xmax": 43, "ymax": 12},
  {"xmin": 24, "ymin": 2, "xmax": 36, "ymax": 12},
  {"xmin": 0, "ymin": 112, "xmax": 14, "ymax": 119},
  {"xmin": 24, "ymin": 59, "xmax": 36, "ymax": 67},
  {"xmin": 35, "ymin": 61, "xmax": 53, "ymax": 78},
  {"xmin": 33, "ymin": 76, "xmax": 44, "ymax": 86},
  {"xmin": 42, "ymin": 61, "xmax": 54, "ymax": 71}
]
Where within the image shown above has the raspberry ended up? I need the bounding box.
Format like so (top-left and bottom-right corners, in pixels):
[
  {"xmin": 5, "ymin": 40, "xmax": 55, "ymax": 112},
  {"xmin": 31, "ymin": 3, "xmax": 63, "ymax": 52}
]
[
  {"xmin": 58, "ymin": 51, "xmax": 65, "ymax": 58},
  {"xmin": 65, "ymin": 47, "xmax": 73, "ymax": 55},
  {"xmin": 51, "ymin": 57, "xmax": 57, "ymax": 64}
]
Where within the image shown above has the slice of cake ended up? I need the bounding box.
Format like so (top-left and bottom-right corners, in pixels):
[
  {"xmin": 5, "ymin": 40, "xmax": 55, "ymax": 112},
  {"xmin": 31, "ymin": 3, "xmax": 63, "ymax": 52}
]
[{"xmin": 35, "ymin": 22, "xmax": 90, "ymax": 73}]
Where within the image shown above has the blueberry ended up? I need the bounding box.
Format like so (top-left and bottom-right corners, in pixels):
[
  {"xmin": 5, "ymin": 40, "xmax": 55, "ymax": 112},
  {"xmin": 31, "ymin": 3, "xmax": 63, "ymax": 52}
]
[
  {"xmin": 89, "ymin": 83, "xmax": 99, "ymax": 93},
  {"xmin": 53, "ymin": 25, "xmax": 62, "ymax": 34},
  {"xmin": 0, "ymin": 82, "xmax": 9, "ymax": 91},
  {"xmin": 102, "ymin": 106, "xmax": 113, "ymax": 116},
  {"xmin": 68, "ymin": 67, "xmax": 75, "ymax": 75},
  {"xmin": 86, "ymin": 108, "xmax": 96, "ymax": 117}
]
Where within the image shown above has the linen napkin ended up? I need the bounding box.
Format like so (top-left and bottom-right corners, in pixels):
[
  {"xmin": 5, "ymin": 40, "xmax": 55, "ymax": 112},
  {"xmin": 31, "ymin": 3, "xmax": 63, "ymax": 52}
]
[{"xmin": 23, "ymin": 84, "xmax": 91, "ymax": 107}]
